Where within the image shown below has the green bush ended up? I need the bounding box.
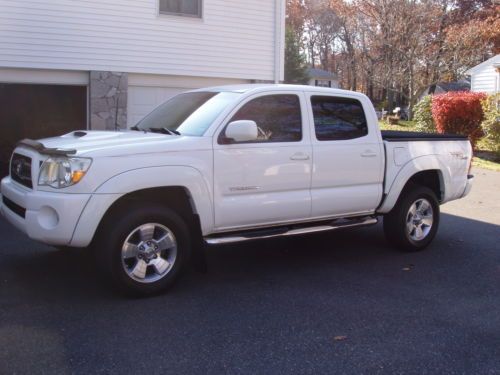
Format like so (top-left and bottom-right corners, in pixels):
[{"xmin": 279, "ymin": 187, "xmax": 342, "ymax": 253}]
[
  {"xmin": 414, "ymin": 95, "xmax": 435, "ymax": 133},
  {"xmin": 481, "ymin": 93, "xmax": 500, "ymax": 153},
  {"xmin": 375, "ymin": 99, "xmax": 388, "ymax": 111}
]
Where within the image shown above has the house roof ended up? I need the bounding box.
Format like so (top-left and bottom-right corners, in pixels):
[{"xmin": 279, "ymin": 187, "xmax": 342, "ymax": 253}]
[
  {"xmin": 437, "ymin": 80, "xmax": 470, "ymax": 92},
  {"xmin": 307, "ymin": 67, "xmax": 337, "ymax": 80},
  {"xmin": 466, "ymin": 54, "xmax": 500, "ymax": 75},
  {"xmin": 420, "ymin": 80, "xmax": 470, "ymax": 98}
]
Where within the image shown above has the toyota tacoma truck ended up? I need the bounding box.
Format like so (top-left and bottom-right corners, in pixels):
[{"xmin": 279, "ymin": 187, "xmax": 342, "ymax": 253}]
[{"xmin": 0, "ymin": 85, "xmax": 474, "ymax": 295}]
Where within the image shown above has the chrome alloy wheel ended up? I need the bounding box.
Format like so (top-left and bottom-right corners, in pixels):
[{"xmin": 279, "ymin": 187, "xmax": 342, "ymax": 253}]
[
  {"xmin": 121, "ymin": 223, "xmax": 177, "ymax": 283},
  {"xmin": 406, "ymin": 198, "xmax": 434, "ymax": 241}
]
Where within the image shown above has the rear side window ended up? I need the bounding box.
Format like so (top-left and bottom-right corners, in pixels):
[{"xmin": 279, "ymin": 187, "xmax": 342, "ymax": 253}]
[
  {"xmin": 224, "ymin": 94, "xmax": 302, "ymax": 143},
  {"xmin": 311, "ymin": 96, "xmax": 368, "ymax": 141}
]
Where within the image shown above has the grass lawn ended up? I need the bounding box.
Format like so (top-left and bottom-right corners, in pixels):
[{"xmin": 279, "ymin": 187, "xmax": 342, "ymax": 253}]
[
  {"xmin": 379, "ymin": 120, "xmax": 418, "ymax": 132},
  {"xmin": 378, "ymin": 120, "xmax": 500, "ymax": 172}
]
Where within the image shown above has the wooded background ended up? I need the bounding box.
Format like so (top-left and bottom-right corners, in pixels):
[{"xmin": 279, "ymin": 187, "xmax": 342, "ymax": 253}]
[{"xmin": 285, "ymin": 0, "xmax": 499, "ymax": 117}]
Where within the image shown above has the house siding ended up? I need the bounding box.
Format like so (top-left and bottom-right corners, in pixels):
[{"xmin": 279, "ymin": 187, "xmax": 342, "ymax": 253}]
[
  {"xmin": 0, "ymin": 0, "xmax": 280, "ymax": 81},
  {"xmin": 471, "ymin": 65, "xmax": 500, "ymax": 93}
]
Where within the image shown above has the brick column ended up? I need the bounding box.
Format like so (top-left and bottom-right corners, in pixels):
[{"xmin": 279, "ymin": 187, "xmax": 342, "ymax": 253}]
[{"xmin": 89, "ymin": 71, "xmax": 128, "ymax": 130}]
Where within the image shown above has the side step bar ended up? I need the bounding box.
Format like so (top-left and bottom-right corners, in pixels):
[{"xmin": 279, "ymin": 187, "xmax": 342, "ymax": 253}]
[{"xmin": 204, "ymin": 216, "xmax": 378, "ymax": 245}]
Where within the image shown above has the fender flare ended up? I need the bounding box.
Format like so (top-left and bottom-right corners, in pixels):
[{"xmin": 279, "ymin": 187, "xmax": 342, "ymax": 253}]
[
  {"xmin": 70, "ymin": 166, "xmax": 213, "ymax": 247},
  {"xmin": 377, "ymin": 155, "xmax": 450, "ymax": 214}
]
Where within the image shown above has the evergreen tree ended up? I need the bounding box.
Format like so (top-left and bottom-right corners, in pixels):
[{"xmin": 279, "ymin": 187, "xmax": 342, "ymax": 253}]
[{"xmin": 284, "ymin": 27, "xmax": 309, "ymax": 84}]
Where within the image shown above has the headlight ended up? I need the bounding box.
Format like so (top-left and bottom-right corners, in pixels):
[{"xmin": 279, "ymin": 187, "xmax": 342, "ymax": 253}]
[{"xmin": 38, "ymin": 157, "xmax": 92, "ymax": 188}]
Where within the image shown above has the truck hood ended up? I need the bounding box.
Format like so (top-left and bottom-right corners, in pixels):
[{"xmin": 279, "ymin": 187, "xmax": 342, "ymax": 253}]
[{"xmin": 35, "ymin": 130, "xmax": 198, "ymax": 156}]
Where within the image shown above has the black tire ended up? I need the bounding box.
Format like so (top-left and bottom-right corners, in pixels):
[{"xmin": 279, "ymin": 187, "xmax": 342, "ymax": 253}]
[
  {"xmin": 383, "ymin": 185, "xmax": 440, "ymax": 252},
  {"xmin": 95, "ymin": 203, "xmax": 191, "ymax": 296}
]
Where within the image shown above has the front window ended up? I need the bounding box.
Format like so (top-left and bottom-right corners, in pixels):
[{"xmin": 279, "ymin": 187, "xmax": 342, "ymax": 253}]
[
  {"xmin": 220, "ymin": 94, "xmax": 303, "ymax": 143},
  {"xmin": 135, "ymin": 91, "xmax": 240, "ymax": 136},
  {"xmin": 159, "ymin": 0, "xmax": 202, "ymax": 18}
]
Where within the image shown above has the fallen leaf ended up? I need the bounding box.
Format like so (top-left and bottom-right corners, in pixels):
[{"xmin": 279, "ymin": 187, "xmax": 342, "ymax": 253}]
[{"xmin": 334, "ymin": 335, "xmax": 347, "ymax": 341}]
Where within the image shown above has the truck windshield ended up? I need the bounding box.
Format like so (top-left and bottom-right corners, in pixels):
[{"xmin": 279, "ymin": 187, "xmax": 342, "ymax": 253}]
[{"xmin": 134, "ymin": 91, "xmax": 241, "ymax": 136}]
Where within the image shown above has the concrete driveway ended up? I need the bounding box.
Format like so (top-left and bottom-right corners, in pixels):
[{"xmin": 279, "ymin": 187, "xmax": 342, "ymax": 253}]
[{"xmin": 0, "ymin": 168, "xmax": 499, "ymax": 374}]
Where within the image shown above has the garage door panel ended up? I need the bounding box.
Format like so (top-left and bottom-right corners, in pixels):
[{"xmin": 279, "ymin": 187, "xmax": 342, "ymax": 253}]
[
  {"xmin": 127, "ymin": 74, "xmax": 251, "ymax": 128},
  {"xmin": 127, "ymin": 86, "xmax": 186, "ymax": 127},
  {"xmin": 0, "ymin": 83, "xmax": 86, "ymax": 178}
]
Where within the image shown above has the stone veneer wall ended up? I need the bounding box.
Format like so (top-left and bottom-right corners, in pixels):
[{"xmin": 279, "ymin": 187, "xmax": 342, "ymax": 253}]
[{"xmin": 89, "ymin": 71, "xmax": 128, "ymax": 130}]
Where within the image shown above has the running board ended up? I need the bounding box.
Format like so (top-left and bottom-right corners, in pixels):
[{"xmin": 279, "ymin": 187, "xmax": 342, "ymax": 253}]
[{"xmin": 204, "ymin": 216, "xmax": 378, "ymax": 245}]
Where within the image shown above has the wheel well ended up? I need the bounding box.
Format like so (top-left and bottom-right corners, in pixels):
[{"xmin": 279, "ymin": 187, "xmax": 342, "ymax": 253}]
[
  {"xmin": 91, "ymin": 186, "xmax": 206, "ymax": 271},
  {"xmin": 94, "ymin": 186, "xmax": 199, "ymax": 244},
  {"xmin": 404, "ymin": 170, "xmax": 443, "ymax": 201}
]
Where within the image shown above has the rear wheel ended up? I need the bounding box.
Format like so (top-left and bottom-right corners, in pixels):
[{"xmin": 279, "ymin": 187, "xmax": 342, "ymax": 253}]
[
  {"xmin": 383, "ymin": 185, "xmax": 440, "ymax": 252},
  {"xmin": 95, "ymin": 204, "xmax": 190, "ymax": 296}
]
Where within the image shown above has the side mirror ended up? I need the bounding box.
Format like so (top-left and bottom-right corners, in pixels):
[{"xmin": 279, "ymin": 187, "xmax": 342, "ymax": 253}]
[{"xmin": 225, "ymin": 120, "xmax": 258, "ymax": 143}]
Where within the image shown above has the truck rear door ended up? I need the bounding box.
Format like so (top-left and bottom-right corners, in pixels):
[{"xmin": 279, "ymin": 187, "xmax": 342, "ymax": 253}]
[{"xmin": 306, "ymin": 93, "xmax": 384, "ymax": 218}]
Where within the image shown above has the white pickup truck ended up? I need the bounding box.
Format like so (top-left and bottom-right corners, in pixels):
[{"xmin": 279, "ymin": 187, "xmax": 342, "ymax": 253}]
[{"xmin": 1, "ymin": 85, "xmax": 474, "ymax": 295}]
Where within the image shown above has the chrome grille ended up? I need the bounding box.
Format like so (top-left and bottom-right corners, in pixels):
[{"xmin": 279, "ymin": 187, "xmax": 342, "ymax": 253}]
[{"xmin": 10, "ymin": 153, "xmax": 32, "ymax": 188}]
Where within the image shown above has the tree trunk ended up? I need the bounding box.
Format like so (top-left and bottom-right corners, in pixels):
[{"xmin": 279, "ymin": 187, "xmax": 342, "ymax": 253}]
[
  {"xmin": 351, "ymin": 57, "xmax": 357, "ymax": 91},
  {"xmin": 408, "ymin": 63, "xmax": 414, "ymax": 120}
]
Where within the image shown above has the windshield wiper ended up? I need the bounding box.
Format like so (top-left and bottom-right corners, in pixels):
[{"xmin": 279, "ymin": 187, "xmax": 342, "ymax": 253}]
[{"xmin": 148, "ymin": 127, "xmax": 181, "ymax": 135}]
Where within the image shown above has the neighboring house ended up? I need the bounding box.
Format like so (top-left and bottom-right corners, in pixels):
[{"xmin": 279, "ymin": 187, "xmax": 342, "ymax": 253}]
[
  {"xmin": 418, "ymin": 80, "xmax": 470, "ymax": 101},
  {"xmin": 307, "ymin": 68, "xmax": 339, "ymax": 88},
  {"xmin": 0, "ymin": 0, "xmax": 285, "ymax": 132},
  {"xmin": 466, "ymin": 54, "xmax": 500, "ymax": 94}
]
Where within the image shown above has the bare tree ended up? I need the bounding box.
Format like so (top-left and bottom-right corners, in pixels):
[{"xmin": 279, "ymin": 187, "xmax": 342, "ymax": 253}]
[{"xmin": 286, "ymin": 0, "xmax": 498, "ymax": 117}]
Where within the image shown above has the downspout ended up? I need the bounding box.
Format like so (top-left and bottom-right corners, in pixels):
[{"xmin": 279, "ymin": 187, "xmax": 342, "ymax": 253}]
[
  {"xmin": 496, "ymin": 66, "xmax": 500, "ymax": 93},
  {"xmin": 274, "ymin": 0, "xmax": 285, "ymax": 83}
]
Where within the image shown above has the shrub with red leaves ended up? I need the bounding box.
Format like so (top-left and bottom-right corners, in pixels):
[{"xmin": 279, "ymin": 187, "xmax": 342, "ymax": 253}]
[{"xmin": 431, "ymin": 91, "xmax": 486, "ymax": 148}]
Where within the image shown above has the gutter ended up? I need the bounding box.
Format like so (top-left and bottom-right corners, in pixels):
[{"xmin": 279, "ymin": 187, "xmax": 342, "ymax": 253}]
[{"xmin": 274, "ymin": 0, "xmax": 285, "ymax": 83}]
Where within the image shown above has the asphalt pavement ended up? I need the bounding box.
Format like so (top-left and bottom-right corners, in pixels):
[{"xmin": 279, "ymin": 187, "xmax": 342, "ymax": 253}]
[{"xmin": 0, "ymin": 168, "xmax": 499, "ymax": 374}]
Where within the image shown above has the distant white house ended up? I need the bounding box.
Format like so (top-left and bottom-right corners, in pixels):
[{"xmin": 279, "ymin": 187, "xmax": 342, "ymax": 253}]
[
  {"xmin": 466, "ymin": 54, "xmax": 500, "ymax": 94},
  {"xmin": 0, "ymin": 0, "xmax": 286, "ymax": 131},
  {"xmin": 307, "ymin": 68, "xmax": 339, "ymax": 88}
]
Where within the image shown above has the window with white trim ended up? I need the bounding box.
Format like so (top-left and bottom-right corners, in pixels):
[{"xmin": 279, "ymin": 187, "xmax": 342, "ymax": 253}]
[
  {"xmin": 159, "ymin": 0, "xmax": 202, "ymax": 18},
  {"xmin": 311, "ymin": 96, "xmax": 368, "ymax": 141}
]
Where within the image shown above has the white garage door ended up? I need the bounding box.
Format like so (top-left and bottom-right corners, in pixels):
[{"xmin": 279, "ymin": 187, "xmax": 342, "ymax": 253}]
[
  {"xmin": 127, "ymin": 74, "xmax": 250, "ymax": 128},
  {"xmin": 128, "ymin": 86, "xmax": 186, "ymax": 127}
]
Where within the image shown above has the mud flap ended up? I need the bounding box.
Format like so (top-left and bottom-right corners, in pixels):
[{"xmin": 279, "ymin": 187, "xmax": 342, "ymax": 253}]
[{"xmin": 190, "ymin": 214, "xmax": 208, "ymax": 273}]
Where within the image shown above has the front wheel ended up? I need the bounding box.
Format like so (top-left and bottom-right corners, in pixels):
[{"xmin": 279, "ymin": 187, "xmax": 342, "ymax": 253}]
[
  {"xmin": 383, "ymin": 185, "xmax": 440, "ymax": 252},
  {"xmin": 95, "ymin": 204, "xmax": 191, "ymax": 296}
]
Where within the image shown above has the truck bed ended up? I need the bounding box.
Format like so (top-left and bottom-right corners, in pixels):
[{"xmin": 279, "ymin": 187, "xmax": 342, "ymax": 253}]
[
  {"xmin": 381, "ymin": 130, "xmax": 468, "ymax": 142},
  {"xmin": 381, "ymin": 130, "xmax": 472, "ymax": 212}
]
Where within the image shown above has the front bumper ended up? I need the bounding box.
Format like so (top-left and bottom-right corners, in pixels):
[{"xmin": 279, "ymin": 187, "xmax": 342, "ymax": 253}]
[{"xmin": 0, "ymin": 176, "xmax": 91, "ymax": 246}]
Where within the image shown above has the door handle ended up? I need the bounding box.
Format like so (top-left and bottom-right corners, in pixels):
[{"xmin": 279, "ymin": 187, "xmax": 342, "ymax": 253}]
[
  {"xmin": 360, "ymin": 150, "xmax": 377, "ymax": 157},
  {"xmin": 290, "ymin": 152, "xmax": 310, "ymax": 160}
]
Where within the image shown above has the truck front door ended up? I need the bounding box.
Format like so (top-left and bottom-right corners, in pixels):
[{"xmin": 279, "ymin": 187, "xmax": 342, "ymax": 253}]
[{"xmin": 213, "ymin": 92, "xmax": 312, "ymax": 231}]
